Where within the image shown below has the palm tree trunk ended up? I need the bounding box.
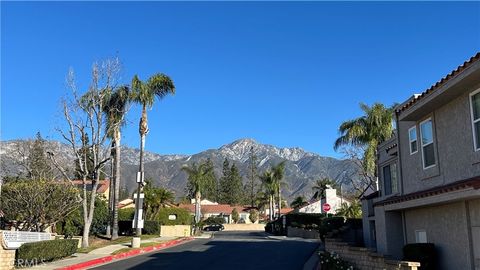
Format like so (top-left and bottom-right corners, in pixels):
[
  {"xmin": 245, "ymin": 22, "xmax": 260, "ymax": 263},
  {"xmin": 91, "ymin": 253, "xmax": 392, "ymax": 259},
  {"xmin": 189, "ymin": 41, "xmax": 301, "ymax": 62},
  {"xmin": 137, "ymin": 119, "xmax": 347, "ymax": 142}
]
[
  {"xmin": 135, "ymin": 105, "xmax": 148, "ymax": 236},
  {"xmin": 278, "ymin": 187, "xmax": 281, "ymax": 218},
  {"xmin": 195, "ymin": 191, "xmax": 201, "ymax": 227},
  {"xmin": 106, "ymin": 150, "xmax": 114, "ymax": 238},
  {"xmin": 112, "ymin": 131, "xmax": 121, "ymax": 239},
  {"xmin": 269, "ymin": 195, "xmax": 273, "ymax": 220}
]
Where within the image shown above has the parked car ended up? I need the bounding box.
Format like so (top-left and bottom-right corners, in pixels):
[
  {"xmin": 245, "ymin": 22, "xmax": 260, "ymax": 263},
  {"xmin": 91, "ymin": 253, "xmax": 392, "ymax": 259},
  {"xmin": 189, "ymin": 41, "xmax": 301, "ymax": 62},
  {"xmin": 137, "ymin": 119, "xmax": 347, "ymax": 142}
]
[{"xmin": 203, "ymin": 224, "xmax": 225, "ymax": 231}]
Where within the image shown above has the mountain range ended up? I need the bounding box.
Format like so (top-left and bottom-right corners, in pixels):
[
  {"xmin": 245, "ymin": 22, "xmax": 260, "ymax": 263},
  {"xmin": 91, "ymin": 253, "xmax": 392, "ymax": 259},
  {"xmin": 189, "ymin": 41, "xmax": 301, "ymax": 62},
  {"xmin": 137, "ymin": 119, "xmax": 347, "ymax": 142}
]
[{"xmin": 0, "ymin": 138, "xmax": 359, "ymax": 201}]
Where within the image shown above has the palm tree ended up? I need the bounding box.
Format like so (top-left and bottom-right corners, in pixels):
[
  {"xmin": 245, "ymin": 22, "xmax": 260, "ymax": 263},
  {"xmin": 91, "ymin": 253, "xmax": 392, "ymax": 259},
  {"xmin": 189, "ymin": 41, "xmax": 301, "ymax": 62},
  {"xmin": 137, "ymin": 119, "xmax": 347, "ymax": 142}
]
[
  {"xmin": 259, "ymin": 170, "xmax": 275, "ymax": 220},
  {"xmin": 103, "ymin": 85, "xmax": 130, "ymax": 240},
  {"xmin": 143, "ymin": 181, "xmax": 174, "ymax": 220},
  {"xmin": 271, "ymin": 161, "xmax": 286, "ymax": 218},
  {"xmin": 336, "ymin": 201, "xmax": 362, "ymax": 218},
  {"xmin": 131, "ymin": 73, "xmax": 175, "ymax": 235},
  {"xmin": 290, "ymin": 196, "xmax": 307, "ymax": 209},
  {"xmin": 312, "ymin": 178, "xmax": 337, "ymax": 200},
  {"xmin": 334, "ymin": 102, "xmax": 395, "ymax": 175},
  {"xmin": 181, "ymin": 162, "xmax": 212, "ymax": 226}
]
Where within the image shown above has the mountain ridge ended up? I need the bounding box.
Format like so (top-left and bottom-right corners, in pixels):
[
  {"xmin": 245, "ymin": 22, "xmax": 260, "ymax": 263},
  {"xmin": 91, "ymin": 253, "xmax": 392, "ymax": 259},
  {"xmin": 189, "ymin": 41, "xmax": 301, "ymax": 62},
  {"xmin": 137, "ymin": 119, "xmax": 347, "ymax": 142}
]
[{"xmin": 0, "ymin": 138, "xmax": 359, "ymax": 201}]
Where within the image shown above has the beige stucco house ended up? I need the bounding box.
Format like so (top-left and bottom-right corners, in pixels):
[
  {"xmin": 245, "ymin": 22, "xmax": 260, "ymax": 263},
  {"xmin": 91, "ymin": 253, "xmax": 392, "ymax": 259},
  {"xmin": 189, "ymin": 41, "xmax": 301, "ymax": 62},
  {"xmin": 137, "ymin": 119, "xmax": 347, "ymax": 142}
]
[{"xmin": 362, "ymin": 52, "xmax": 480, "ymax": 270}]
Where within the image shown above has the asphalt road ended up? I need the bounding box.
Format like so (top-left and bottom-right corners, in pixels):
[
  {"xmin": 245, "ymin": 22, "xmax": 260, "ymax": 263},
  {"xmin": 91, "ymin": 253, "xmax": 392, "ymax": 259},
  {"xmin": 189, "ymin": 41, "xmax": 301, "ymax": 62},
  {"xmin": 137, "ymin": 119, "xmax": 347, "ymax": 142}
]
[{"xmin": 91, "ymin": 231, "xmax": 320, "ymax": 270}]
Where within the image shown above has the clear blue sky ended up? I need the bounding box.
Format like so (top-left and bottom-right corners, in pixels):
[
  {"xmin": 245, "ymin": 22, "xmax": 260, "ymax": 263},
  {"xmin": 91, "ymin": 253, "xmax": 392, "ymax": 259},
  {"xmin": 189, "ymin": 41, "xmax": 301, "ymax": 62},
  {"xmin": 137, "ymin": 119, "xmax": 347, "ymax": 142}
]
[{"xmin": 2, "ymin": 2, "xmax": 479, "ymax": 158}]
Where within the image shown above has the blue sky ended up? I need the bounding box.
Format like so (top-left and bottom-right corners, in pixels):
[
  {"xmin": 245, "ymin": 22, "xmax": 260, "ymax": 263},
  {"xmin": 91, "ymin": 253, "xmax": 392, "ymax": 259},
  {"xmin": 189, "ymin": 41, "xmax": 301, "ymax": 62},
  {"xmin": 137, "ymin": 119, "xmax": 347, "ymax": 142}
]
[{"xmin": 2, "ymin": 2, "xmax": 479, "ymax": 158}]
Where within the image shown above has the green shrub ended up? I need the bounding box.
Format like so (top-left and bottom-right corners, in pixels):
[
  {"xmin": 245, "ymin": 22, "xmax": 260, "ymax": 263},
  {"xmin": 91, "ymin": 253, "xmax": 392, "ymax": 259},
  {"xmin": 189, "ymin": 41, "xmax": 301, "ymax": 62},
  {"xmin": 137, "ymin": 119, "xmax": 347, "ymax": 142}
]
[
  {"xmin": 403, "ymin": 243, "xmax": 436, "ymax": 270},
  {"xmin": 319, "ymin": 217, "xmax": 345, "ymax": 241},
  {"xmin": 143, "ymin": 220, "xmax": 160, "ymax": 235},
  {"xmin": 157, "ymin": 207, "xmax": 192, "ymax": 225},
  {"xmin": 15, "ymin": 239, "xmax": 78, "ymax": 265},
  {"xmin": 231, "ymin": 208, "xmax": 239, "ymax": 223},
  {"xmin": 249, "ymin": 209, "xmax": 259, "ymax": 223},
  {"xmin": 320, "ymin": 251, "xmax": 354, "ymax": 270},
  {"xmin": 57, "ymin": 195, "xmax": 109, "ymax": 237},
  {"xmin": 118, "ymin": 208, "xmax": 135, "ymax": 221},
  {"xmin": 118, "ymin": 220, "xmax": 134, "ymax": 236}
]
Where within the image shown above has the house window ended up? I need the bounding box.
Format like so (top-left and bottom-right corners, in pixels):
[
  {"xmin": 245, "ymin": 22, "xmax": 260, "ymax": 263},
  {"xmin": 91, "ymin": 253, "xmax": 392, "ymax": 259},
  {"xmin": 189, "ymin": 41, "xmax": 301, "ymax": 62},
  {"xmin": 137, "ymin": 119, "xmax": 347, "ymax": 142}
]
[
  {"xmin": 382, "ymin": 163, "xmax": 398, "ymax": 195},
  {"xmin": 420, "ymin": 118, "xmax": 436, "ymax": 169},
  {"xmin": 470, "ymin": 89, "xmax": 480, "ymax": 151},
  {"xmin": 409, "ymin": 126, "xmax": 418, "ymax": 154},
  {"xmin": 415, "ymin": 230, "xmax": 427, "ymax": 243}
]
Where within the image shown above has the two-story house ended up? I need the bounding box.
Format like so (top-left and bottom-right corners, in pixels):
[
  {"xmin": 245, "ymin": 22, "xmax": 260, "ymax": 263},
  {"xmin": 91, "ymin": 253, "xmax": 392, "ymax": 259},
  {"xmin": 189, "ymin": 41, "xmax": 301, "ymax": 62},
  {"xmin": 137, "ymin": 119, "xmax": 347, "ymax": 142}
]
[{"xmin": 362, "ymin": 52, "xmax": 480, "ymax": 270}]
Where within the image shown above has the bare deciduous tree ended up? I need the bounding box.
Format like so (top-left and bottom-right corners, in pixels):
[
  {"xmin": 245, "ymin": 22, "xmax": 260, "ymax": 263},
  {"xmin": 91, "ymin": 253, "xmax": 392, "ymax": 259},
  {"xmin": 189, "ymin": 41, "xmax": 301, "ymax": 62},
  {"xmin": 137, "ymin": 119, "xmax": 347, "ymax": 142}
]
[
  {"xmin": 52, "ymin": 59, "xmax": 119, "ymax": 247},
  {"xmin": 339, "ymin": 146, "xmax": 377, "ymax": 196}
]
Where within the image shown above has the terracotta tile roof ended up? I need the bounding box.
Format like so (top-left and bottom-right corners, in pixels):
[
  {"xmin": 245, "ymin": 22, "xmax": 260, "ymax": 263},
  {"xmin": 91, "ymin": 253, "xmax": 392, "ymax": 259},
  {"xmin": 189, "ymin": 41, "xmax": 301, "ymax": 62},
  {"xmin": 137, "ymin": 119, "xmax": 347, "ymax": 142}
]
[
  {"xmin": 374, "ymin": 176, "xmax": 480, "ymax": 207},
  {"xmin": 280, "ymin": 208, "xmax": 293, "ymax": 214},
  {"xmin": 71, "ymin": 179, "xmax": 110, "ymax": 194},
  {"xmin": 178, "ymin": 204, "xmax": 250, "ymax": 214},
  {"xmin": 396, "ymin": 52, "xmax": 480, "ymax": 114}
]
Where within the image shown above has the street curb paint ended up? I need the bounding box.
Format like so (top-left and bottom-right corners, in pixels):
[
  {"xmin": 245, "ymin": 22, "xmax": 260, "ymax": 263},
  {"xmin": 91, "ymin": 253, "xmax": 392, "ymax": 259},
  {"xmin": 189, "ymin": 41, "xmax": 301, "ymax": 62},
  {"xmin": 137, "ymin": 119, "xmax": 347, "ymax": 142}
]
[{"xmin": 56, "ymin": 237, "xmax": 194, "ymax": 270}]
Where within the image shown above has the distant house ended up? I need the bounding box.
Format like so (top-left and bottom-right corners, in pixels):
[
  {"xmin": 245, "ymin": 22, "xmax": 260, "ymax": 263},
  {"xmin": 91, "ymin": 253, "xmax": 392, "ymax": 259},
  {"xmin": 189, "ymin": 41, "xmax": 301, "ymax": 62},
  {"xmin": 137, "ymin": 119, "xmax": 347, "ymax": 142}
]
[
  {"xmin": 296, "ymin": 188, "xmax": 351, "ymax": 214},
  {"xmin": 361, "ymin": 52, "xmax": 480, "ymax": 270},
  {"xmin": 71, "ymin": 179, "xmax": 110, "ymax": 200},
  {"xmin": 178, "ymin": 202, "xmax": 258, "ymax": 224}
]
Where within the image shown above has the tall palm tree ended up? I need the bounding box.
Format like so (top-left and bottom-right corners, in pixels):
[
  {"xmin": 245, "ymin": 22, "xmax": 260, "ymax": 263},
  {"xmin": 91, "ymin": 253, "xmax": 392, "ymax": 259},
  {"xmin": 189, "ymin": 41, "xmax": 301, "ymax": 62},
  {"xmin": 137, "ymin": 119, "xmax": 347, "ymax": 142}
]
[
  {"xmin": 181, "ymin": 162, "xmax": 211, "ymax": 226},
  {"xmin": 131, "ymin": 73, "xmax": 175, "ymax": 235},
  {"xmin": 290, "ymin": 196, "xmax": 307, "ymax": 209},
  {"xmin": 312, "ymin": 178, "xmax": 337, "ymax": 200},
  {"xmin": 259, "ymin": 170, "xmax": 275, "ymax": 221},
  {"xmin": 103, "ymin": 85, "xmax": 130, "ymax": 240},
  {"xmin": 334, "ymin": 102, "xmax": 395, "ymax": 175},
  {"xmin": 271, "ymin": 161, "xmax": 286, "ymax": 218}
]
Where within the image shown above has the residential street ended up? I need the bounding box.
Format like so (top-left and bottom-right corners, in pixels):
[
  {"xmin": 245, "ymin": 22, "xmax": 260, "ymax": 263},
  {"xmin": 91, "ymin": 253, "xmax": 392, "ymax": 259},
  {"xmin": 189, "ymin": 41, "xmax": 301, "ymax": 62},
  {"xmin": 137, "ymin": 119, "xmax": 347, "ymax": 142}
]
[{"xmin": 90, "ymin": 231, "xmax": 320, "ymax": 270}]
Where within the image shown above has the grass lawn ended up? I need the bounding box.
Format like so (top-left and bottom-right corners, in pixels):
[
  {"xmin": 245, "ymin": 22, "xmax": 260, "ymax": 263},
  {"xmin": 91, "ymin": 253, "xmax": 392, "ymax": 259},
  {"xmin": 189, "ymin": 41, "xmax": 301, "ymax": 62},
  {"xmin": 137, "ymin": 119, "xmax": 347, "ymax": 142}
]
[
  {"xmin": 77, "ymin": 235, "xmax": 158, "ymax": 253},
  {"xmin": 110, "ymin": 239, "xmax": 175, "ymax": 255}
]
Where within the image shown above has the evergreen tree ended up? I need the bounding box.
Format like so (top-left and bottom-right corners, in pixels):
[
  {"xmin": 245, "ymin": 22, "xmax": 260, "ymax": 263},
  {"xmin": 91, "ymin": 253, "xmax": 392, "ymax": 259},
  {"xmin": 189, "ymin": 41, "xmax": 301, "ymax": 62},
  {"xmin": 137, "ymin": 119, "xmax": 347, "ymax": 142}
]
[
  {"xmin": 28, "ymin": 132, "xmax": 54, "ymax": 180},
  {"xmin": 202, "ymin": 159, "xmax": 217, "ymax": 201},
  {"xmin": 219, "ymin": 158, "xmax": 230, "ymax": 203},
  {"xmin": 229, "ymin": 163, "xmax": 244, "ymax": 205},
  {"xmin": 246, "ymin": 146, "xmax": 258, "ymax": 207}
]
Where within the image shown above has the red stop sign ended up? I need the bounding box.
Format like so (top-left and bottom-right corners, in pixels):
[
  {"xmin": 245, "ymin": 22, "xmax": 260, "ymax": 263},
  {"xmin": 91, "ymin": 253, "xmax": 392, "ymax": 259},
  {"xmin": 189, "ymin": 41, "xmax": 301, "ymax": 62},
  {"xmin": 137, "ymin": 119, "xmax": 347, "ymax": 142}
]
[{"xmin": 322, "ymin": 203, "xmax": 331, "ymax": 212}]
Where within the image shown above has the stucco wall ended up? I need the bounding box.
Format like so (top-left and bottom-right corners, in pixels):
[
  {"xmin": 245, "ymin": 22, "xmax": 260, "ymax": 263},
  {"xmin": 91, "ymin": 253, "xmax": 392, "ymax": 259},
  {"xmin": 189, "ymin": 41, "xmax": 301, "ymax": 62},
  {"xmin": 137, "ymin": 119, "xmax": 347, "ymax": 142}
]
[
  {"xmin": 399, "ymin": 84, "xmax": 480, "ymax": 195},
  {"xmin": 404, "ymin": 201, "xmax": 473, "ymax": 270},
  {"xmin": 0, "ymin": 233, "xmax": 15, "ymax": 270},
  {"xmin": 325, "ymin": 238, "xmax": 420, "ymax": 270},
  {"xmin": 222, "ymin": 223, "xmax": 265, "ymax": 231},
  {"xmin": 468, "ymin": 199, "xmax": 480, "ymax": 270},
  {"xmin": 160, "ymin": 225, "xmax": 191, "ymax": 237}
]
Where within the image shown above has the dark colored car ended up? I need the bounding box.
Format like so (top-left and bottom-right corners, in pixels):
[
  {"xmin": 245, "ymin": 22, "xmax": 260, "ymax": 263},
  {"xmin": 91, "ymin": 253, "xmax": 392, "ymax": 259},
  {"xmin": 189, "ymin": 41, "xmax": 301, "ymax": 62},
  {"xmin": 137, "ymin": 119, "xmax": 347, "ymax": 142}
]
[{"xmin": 203, "ymin": 224, "xmax": 225, "ymax": 231}]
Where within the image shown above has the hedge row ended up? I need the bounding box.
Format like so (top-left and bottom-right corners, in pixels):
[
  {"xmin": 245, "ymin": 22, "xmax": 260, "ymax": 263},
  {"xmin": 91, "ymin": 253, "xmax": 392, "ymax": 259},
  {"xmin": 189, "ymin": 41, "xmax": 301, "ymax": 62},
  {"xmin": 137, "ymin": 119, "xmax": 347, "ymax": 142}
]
[{"xmin": 15, "ymin": 239, "xmax": 78, "ymax": 265}]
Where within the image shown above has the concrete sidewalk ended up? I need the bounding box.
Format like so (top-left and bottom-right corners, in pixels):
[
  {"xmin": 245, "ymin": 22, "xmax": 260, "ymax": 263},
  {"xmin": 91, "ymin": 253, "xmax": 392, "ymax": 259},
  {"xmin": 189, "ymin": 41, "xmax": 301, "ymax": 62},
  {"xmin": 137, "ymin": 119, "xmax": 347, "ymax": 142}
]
[{"xmin": 29, "ymin": 237, "xmax": 176, "ymax": 270}]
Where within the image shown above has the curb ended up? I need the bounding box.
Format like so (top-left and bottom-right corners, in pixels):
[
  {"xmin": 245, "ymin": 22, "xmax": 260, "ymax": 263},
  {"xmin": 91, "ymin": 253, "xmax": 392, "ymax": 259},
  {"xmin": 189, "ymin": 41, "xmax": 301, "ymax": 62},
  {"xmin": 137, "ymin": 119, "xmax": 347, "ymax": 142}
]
[{"xmin": 57, "ymin": 237, "xmax": 194, "ymax": 270}]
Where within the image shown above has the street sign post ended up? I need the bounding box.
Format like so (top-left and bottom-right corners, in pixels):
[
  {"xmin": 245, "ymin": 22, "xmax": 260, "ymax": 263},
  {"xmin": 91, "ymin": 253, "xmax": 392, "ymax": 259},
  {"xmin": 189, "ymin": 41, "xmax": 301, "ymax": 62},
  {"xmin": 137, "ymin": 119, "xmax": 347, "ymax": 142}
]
[{"xmin": 322, "ymin": 203, "xmax": 331, "ymax": 213}]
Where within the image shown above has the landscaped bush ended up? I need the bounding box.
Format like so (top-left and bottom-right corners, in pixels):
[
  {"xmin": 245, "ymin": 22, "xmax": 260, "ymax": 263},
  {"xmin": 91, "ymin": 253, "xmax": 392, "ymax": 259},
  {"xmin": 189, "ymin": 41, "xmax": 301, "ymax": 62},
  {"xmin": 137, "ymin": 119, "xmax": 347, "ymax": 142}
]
[
  {"xmin": 319, "ymin": 217, "xmax": 345, "ymax": 241},
  {"xmin": 118, "ymin": 220, "xmax": 134, "ymax": 236},
  {"xmin": 285, "ymin": 213, "xmax": 326, "ymax": 228},
  {"xmin": 143, "ymin": 220, "xmax": 160, "ymax": 235},
  {"xmin": 15, "ymin": 239, "xmax": 78, "ymax": 265},
  {"xmin": 403, "ymin": 243, "xmax": 437, "ymax": 270},
  {"xmin": 57, "ymin": 196, "xmax": 109, "ymax": 237},
  {"xmin": 320, "ymin": 251, "xmax": 354, "ymax": 270},
  {"xmin": 118, "ymin": 208, "xmax": 135, "ymax": 221},
  {"xmin": 157, "ymin": 207, "xmax": 192, "ymax": 225}
]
